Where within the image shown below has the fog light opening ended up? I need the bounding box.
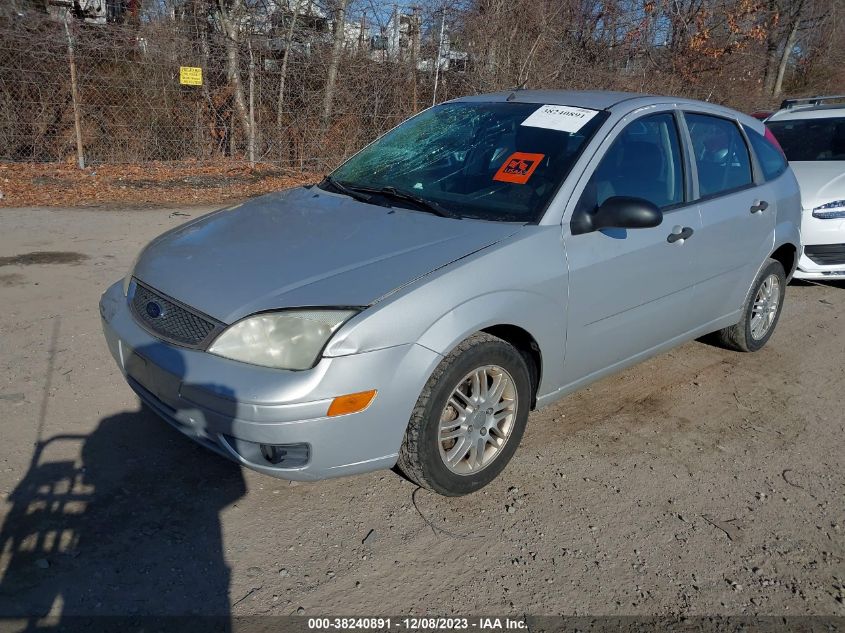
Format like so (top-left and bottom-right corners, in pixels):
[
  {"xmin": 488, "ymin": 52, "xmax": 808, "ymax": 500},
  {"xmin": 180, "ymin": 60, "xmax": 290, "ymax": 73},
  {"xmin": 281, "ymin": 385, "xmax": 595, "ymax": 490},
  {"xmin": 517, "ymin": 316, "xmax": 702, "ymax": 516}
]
[
  {"xmin": 257, "ymin": 442, "xmax": 309, "ymax": 467},
  {"xmin": 327, "ymin": 390, "xmax": 377, "ymax": 417},
  {"xmin": 260, "ymin": 444, "xmax": 287, "ymax": 464}
]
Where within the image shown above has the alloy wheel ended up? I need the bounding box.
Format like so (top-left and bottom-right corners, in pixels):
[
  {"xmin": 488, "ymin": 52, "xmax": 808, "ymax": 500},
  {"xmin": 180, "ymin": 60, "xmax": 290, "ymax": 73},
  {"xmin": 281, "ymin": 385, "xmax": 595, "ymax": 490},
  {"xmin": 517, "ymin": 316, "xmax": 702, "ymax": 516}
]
[
  {"xmin": 750, "ymin": 273, "xmax": 781, "ymax": 340},
  {"xmin": 437, "ymin": 365, "xmax": 518, "ymax": 475}
]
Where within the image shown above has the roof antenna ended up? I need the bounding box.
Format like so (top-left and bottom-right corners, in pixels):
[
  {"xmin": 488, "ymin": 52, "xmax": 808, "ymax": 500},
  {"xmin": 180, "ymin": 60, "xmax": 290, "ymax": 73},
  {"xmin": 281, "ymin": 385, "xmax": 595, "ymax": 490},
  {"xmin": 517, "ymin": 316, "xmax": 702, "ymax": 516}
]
[{"xmin": 507, "ymin": 81, "xmax": 528, "ymax": 101}]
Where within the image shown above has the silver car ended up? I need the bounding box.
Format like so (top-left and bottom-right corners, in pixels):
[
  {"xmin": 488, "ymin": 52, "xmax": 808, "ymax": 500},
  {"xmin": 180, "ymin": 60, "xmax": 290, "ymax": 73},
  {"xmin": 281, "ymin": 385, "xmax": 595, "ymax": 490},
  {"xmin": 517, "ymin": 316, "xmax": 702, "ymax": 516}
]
[{"xmin": 100, "ymin": 90, "xmax": 801, "ymax": 496}]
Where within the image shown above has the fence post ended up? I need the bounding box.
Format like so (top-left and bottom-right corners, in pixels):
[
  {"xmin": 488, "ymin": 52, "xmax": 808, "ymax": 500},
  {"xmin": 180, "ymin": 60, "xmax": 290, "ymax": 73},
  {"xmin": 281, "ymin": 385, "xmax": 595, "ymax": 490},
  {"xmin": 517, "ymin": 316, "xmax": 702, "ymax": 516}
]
[
  {"xmin": 63, "ymin": 15, "xmax": 85, "ymax": 169},
  {"xmin": 248, "ymin": 37, "xmax": 255, "ymax": 167}
]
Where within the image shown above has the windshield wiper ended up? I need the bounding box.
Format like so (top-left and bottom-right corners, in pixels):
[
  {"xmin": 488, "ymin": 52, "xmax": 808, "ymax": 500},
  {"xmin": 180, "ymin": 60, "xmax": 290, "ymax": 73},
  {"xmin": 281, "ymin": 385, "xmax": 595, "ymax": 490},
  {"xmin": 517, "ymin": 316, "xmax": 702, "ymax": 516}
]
[
  {"xmin": 319, "ymin": 176, "xmax": 376, "ymax": 205},
  {"xmin": 347, "ymin": 185, "xmax": 461, "ymax": 219}
]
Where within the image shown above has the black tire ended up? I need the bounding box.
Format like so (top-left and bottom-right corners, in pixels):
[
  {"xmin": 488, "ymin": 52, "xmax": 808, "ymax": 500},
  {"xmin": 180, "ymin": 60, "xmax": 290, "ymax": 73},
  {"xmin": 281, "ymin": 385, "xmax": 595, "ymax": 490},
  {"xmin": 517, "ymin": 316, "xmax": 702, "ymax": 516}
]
[
  {"xmin": 397, "ymin": 333, "xmax": 531, "ymax": 496},
  {"xmin": 715, "ymin": 258, "xmax": 786, "ymax": 352}
]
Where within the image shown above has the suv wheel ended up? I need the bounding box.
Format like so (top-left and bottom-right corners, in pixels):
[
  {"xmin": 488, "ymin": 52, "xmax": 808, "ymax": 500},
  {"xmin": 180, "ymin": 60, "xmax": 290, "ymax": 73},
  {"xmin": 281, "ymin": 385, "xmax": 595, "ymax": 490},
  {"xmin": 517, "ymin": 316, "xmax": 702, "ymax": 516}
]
[
  {"xmin": 716, "ymin": 258, "xmax": 786, "ymax": 352},
  {"xmin": 397, "ymin": 333, "xmax": 531, "ymax": 496}
]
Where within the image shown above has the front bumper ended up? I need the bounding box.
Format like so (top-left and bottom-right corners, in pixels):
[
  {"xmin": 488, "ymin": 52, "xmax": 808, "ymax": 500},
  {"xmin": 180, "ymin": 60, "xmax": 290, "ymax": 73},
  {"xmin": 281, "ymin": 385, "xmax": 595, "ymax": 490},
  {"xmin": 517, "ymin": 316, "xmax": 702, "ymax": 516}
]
[
  {"xmin": 795, "ymin": 211, "xmax": 845, "ymax": 279},
  {"xmin": 794, "ymin": 259, "xmax": 845, "ymax": 280},
  {"xmin": 99, "ymin": 281, "xmax": 442, "ymax": 481}
]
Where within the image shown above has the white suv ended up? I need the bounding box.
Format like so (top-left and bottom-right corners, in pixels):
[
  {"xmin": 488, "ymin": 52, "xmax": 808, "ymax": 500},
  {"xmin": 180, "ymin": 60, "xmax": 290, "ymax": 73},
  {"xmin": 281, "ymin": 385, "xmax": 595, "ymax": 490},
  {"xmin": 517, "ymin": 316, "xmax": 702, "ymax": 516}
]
[{"xmin": 766, "ymin": 96, "xmax": 845, "ymax": 279}]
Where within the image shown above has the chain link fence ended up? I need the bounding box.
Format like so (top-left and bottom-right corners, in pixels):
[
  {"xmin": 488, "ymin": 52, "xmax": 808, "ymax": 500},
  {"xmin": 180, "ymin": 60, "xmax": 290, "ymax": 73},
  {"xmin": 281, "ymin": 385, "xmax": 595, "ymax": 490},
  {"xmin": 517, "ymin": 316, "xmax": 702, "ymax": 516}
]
[
  {"xmin": 0, "ymin": 7, "xmax": 460, "ymax": 171},
  {"xmin": 4, "ymin": 1, "xmax": 836, "ymax": 176}
]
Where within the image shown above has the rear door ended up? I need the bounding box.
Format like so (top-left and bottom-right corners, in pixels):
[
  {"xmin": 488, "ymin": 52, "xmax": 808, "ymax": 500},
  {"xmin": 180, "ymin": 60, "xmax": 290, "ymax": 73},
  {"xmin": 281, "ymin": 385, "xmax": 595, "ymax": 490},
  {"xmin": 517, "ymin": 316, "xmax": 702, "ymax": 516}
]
[
  {"xmin": 682, "ymin": 112, "xmax": 776, "ymax": 322},
  {"xmin": 561, "ymin": 109, "xmax": 702, "ymax": 385}
]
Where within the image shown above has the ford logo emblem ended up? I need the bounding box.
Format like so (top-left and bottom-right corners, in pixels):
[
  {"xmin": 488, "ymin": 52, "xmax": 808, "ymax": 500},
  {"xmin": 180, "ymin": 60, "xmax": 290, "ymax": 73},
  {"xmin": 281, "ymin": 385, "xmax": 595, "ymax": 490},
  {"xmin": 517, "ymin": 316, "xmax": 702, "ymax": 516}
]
[{"xmin": 145, "ymin": 301, "xmax": 164, "ymax": 319}]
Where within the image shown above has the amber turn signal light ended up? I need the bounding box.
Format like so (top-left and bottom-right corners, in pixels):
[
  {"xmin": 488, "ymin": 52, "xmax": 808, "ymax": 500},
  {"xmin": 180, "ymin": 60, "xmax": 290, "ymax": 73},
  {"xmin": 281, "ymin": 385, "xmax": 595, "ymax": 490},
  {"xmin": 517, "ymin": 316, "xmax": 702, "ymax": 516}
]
[{"xmin": 327, "ymin": 390, "xmax": 377, "ymax": 417}]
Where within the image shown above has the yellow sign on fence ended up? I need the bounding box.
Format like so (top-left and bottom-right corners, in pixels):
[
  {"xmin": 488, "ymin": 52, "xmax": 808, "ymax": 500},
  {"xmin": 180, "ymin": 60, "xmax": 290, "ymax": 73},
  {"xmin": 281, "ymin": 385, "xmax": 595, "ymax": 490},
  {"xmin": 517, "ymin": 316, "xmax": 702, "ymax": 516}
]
[{"xmin": 179, "ymin": 66, "xmax": 202, "ymax": 86}]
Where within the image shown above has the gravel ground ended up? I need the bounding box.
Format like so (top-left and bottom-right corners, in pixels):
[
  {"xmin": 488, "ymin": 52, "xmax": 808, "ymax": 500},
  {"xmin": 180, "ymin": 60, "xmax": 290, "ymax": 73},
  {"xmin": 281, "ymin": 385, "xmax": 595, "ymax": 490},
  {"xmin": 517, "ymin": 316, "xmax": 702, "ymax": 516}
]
[{"xmin": 0, "ymin": 206, "xmax": 843, "ymax": 620}]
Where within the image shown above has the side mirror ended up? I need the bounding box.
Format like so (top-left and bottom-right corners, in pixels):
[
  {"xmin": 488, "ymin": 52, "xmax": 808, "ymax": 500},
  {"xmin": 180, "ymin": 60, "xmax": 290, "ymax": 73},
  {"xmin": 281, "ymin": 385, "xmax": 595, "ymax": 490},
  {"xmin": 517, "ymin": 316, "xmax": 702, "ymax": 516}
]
[{"xmin": 571, "ymin": 196, "xmax": 663, "ymax": 236}]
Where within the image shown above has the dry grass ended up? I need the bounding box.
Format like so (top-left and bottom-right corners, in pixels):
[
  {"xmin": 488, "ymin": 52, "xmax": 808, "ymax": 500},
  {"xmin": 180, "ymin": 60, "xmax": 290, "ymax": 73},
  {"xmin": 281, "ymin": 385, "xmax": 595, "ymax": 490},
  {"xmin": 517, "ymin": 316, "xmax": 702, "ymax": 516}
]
[{"xmin": 0, "ymin": 161, "xmax": 317, "ymax": 208}]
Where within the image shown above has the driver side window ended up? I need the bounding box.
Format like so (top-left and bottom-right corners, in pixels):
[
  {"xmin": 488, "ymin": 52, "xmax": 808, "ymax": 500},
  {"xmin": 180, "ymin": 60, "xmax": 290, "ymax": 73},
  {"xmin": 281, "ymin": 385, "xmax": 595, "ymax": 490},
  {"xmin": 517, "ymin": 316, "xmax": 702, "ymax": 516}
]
[{"xmin": 576, "ymin": 113, "xmax": 685, "ymax": 214}]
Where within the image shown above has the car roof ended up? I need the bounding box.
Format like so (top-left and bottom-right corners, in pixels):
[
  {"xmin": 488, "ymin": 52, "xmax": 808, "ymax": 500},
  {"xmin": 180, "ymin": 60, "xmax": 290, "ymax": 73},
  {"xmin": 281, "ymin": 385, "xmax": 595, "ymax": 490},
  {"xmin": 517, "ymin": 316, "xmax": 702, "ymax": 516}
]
[
  {"xmin": 449, "ymin": 90, "xmax": 763, "ymax": 130},
  {"xmin": 451, "ymin": 90, "xmax": 653, "ymax": 110},
  {"xmin": 767, "ymin": 103, "xmax": 845, "ymax": 122}
]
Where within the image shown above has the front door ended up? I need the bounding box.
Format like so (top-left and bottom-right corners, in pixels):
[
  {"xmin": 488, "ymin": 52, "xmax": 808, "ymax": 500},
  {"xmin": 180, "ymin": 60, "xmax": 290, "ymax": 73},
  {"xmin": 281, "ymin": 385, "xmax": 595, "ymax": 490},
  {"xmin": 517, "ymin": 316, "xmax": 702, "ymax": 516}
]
[{"xmin": 561, "ymin": 110, "xmax": 702, "ymax": 386}]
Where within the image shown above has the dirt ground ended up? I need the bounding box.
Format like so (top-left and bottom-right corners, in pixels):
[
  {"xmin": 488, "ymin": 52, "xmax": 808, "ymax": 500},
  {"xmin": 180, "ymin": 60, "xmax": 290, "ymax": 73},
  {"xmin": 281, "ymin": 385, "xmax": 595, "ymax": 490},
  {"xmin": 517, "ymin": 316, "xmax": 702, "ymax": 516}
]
[{"xmin": 0, "ymin": 205, "xmax": 843, "ymax": 622}]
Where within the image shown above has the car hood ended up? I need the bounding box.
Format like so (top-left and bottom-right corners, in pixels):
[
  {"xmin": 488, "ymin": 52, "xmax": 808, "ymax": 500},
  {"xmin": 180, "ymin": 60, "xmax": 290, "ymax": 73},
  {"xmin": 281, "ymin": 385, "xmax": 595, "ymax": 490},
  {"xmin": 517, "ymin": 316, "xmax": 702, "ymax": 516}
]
[
  {"xmin": 789, "ymin": 161, "xmax": 845, "ymax": 210},
  {"xmin": 133, "ymin": 187, "xmax": 522, "ymax": 323}
]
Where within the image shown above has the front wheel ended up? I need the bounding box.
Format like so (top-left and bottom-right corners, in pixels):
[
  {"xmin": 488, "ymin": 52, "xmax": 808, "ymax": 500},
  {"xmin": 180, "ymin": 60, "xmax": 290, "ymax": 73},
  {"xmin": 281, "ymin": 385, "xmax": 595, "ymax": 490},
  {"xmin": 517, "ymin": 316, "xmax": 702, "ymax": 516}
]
[
  {"xmin": 397, "ymin": 333, "xmax": 531, "ymax": 496},
  {"xmin": 715, "ymin": 258, "xmax": 786, "ymax": 352}
]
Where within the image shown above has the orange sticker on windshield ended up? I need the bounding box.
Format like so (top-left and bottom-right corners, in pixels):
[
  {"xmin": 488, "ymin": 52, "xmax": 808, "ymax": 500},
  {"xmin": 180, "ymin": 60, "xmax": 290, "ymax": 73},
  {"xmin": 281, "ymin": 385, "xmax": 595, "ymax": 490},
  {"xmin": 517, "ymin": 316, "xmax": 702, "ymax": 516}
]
[{"xmin": 493, "ymin": 152, "xmax": 545, "ymax": 184}]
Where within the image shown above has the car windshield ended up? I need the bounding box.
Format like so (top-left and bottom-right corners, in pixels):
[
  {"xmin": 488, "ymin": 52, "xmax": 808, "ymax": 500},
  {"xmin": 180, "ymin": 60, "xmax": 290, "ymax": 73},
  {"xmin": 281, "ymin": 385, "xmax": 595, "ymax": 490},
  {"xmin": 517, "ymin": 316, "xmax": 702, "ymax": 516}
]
[
  {"xmin": 766, "ymin": 117, "xmax": 845, "ymax": 161},
  {"xmin": 326, "ymin": 102, "xmax": 608, "ymax": 222}
]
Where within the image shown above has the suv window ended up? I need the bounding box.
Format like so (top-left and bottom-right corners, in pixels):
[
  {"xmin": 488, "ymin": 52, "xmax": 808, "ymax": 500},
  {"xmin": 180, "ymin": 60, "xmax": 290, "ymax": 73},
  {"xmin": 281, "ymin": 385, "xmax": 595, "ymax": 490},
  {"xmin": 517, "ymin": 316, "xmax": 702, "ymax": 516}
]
[
  {"xmin": 743, "ymin": 125, "xmax": 788, "ymax": 181},
  {"xmin": 766, "ymin": 117, "xmax": 845, "ymax": 161},
  {"xmin": 576, "ymin": 113, "xmax": 684, "ymax": 214},
  {"xmin": 686, "ymin": 113, "xmax": 753, "ymax": 197}
]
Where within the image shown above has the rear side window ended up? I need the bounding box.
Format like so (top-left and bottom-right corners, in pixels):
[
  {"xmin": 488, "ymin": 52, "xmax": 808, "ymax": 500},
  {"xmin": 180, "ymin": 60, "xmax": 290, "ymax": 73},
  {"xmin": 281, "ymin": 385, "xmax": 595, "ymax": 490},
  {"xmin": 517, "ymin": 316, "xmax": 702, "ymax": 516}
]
[
  {"xmin": 685, "ymin": 113, "xmax": 753, "ymax": 198},
  {"xmin": 744, "ymin": 125, "xmax": 788, "ymax": 181}
]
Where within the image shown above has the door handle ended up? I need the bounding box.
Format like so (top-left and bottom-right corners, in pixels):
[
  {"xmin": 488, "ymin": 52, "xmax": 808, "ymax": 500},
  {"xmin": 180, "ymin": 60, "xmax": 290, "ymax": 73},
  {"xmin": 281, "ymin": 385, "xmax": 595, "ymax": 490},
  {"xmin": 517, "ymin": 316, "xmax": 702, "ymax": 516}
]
[
  {"xmin": 667, "ymin": 226, "xmax": 694, "ymax": 243},
  {"xmin": 750, "ymin": 200, "xmax": 769, "ymax": 214}
]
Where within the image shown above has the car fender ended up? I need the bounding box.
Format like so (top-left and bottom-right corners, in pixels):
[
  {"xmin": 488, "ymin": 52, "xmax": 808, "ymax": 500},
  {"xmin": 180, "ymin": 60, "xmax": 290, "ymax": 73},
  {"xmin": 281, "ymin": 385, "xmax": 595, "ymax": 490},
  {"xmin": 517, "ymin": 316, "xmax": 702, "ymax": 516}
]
[
  {"xmin": 774, "ymin": 218, "xmax": 801, "ymax": 252},
  {"xmin": 413, "ymin": 289, "xmax": 566, "ymax": 397},
  {"xmin": 737, "ymin": 225, "xmax": 798, "ymax": 312},
  {"xmin": 774, "ymin": 221, "xmax": 801, "ymax": 274},
  {"xmin": 765, "ymin": 168, "xmax": 802, "ymax": 280},
  {"xmin": 774, "ymin": 170, "xmax": 803, "ymax": 255},
  {"xmin": 323, "ymin": 227, "xmax": 569, "ymax": 398}
]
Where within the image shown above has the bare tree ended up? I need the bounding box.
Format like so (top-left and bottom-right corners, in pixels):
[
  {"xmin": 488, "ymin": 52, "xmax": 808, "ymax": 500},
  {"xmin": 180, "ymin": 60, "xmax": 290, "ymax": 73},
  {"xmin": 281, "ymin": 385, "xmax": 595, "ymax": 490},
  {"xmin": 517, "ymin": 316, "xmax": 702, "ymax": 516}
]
[
  {"xmin": 215, "ymin": 0, "xmax": 253, "ymax": 152},
  {"xmin": 762, "ymin": 0, "xmax": 804, "ymax": 96},
  {"xmin": 771, "ymin": 8, "xmax": 801, "ymax": 97},
  {"xmin": 4, "ymin": 0, "xmax": 845, "ymax": 168},
  {"xmin": 276, "ymin": 0, "xmax": 306, "ymax": 133},
  {"xmin": 322, "ymin": 0, "xmax": 349, "ymax": 124}
]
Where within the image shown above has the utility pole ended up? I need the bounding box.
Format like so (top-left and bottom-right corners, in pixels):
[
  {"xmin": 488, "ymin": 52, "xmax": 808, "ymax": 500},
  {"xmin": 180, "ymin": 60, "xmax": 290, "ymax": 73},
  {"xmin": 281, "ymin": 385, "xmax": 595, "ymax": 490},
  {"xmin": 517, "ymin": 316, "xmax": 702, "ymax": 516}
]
[{"xmin": 432, "ymin": 8, "xmax": 446, "ymax": 107}]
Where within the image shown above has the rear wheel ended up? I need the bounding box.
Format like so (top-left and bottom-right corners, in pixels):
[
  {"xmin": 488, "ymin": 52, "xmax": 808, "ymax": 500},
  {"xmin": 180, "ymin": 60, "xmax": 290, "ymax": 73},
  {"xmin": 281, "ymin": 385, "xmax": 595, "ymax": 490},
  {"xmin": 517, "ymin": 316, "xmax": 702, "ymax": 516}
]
[
  {"xmin": 715, "ymin": 258, "xmax": 786, "ymax": 352},
  {"xmin": 397, "ymin": 333, "xmax": 531, "ymax": 496}
]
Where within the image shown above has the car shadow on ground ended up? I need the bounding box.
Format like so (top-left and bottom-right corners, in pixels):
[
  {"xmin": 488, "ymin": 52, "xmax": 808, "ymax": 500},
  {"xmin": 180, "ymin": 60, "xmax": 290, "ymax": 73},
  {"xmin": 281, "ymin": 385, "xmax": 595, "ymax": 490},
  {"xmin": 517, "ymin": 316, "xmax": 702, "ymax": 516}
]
[
  {"xmin": 0, "ymin": 345, "xmax": 248, "ymax": 630},
  {"xmin": 790, "ymin": 278, "xmax": 845, "ymax": 289},
  {"xmin": 696, "ymin": 276, "xmax": 843, "ymax": 350}
]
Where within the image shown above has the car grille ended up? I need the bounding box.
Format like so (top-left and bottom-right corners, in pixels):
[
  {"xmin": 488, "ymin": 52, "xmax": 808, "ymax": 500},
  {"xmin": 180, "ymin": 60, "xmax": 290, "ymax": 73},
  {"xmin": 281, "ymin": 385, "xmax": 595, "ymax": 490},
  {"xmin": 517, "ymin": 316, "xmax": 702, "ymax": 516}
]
[
  {"xmin": 130, "ymin": 281, "xmax": 223, "ymax": 348},
  {"xmin": 804, "ymin": 244, "xmax": 845, "ymax": 266}
]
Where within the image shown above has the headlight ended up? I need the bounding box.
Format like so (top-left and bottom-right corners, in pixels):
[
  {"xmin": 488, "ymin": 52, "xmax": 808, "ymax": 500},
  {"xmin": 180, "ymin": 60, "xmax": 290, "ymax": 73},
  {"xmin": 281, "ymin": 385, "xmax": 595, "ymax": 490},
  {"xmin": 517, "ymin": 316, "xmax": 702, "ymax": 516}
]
[
  {"xmin": 122, "ymin": 250, "xmax": 143, "ymax": 295},
  {"xmin": 812, "ymin": 200, "xmax": 845, "ymax": 219},
  {"xmin": 208, "ymin": 309, "xmax": 357, "ymax": 370}
]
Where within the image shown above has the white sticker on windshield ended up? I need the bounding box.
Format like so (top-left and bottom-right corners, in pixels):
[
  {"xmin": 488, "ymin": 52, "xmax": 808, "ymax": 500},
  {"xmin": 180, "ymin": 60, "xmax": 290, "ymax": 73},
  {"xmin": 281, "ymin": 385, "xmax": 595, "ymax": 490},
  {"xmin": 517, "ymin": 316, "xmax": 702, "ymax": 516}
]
[{"xmin": 521, "ymin": 105, "xmax": 599, "ymax": 133}]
